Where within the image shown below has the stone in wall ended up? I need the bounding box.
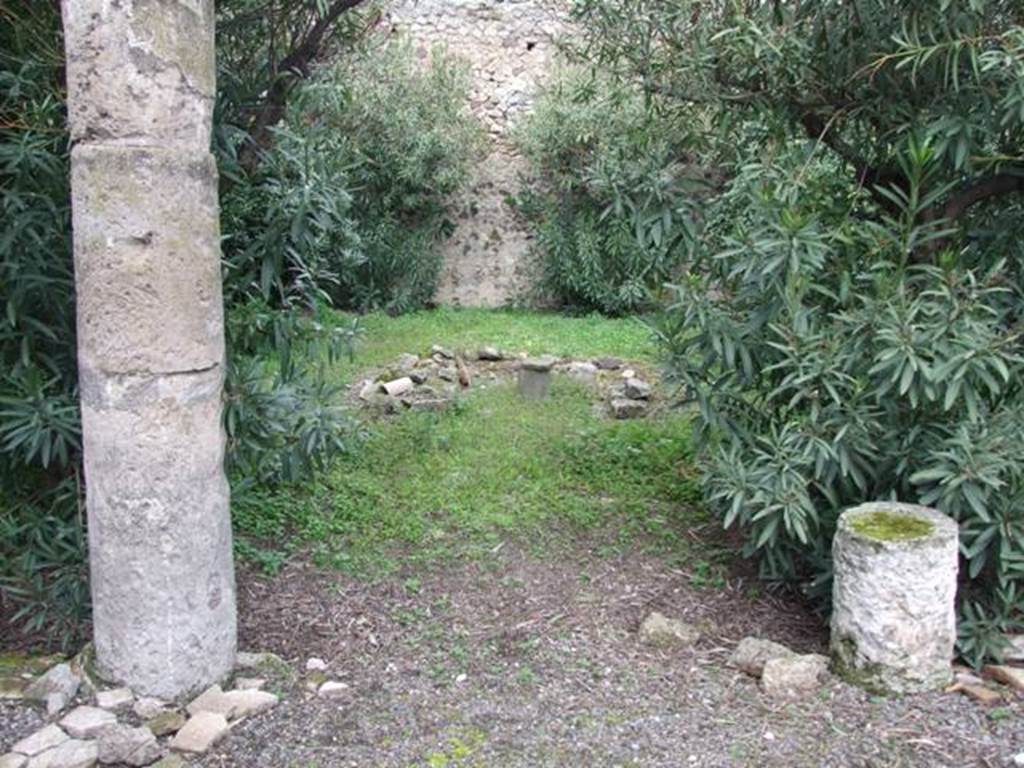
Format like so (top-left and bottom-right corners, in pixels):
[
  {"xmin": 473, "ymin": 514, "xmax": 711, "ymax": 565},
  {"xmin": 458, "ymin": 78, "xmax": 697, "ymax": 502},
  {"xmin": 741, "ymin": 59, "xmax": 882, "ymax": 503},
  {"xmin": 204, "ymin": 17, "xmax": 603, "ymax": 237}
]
[{"xmin": 388, "ymin": 0, "xmax": 568, "ymax": 307}]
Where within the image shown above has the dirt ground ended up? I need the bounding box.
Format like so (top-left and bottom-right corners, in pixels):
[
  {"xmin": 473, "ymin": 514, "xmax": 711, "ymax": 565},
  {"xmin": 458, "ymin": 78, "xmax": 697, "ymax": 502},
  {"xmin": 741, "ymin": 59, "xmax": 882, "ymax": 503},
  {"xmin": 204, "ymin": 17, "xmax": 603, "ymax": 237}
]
[{"xmin": 182, "ymin": 539, "xmax": 1023, "ymax": 768}]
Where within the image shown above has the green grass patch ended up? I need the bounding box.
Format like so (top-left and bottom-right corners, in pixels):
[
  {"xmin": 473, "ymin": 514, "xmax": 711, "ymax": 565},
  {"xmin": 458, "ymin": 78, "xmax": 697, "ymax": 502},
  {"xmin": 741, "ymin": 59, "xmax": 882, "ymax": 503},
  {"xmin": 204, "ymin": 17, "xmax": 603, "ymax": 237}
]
[
  {"xmin": 328, "ymin": 306, "xmax": 657, "ymax": 382},
  {"xmin": 233, "ymin": 380, "xmax": 700, "ymax": 576}
]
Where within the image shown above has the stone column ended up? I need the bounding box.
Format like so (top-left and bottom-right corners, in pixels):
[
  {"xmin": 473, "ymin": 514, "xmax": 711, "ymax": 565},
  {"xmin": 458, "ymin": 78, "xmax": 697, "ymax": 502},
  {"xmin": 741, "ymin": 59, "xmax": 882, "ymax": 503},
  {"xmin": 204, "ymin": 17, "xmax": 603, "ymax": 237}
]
[
  {"xmin": 62, "ymin": 0, "xmax": 236, "ymax": 698},
  {"xmin": 831, "ymin": 502, "xmax": 958, "ymax": 694}
]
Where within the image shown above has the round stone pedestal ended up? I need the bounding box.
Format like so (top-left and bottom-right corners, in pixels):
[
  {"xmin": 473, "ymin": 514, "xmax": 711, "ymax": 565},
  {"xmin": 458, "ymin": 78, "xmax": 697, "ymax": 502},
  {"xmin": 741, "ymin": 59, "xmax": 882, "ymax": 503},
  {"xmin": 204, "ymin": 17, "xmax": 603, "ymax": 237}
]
[{"xmin": 830, "ymin": 502, "xmax": 958, "ymax": 693}]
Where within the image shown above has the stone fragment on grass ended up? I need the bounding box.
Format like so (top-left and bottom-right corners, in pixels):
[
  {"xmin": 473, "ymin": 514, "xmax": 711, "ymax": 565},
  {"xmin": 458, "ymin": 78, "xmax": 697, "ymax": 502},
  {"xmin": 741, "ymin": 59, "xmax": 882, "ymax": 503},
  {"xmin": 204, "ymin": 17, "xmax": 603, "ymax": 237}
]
[
  {"xmin": 623, "ymin": 378, "xmax": 651, "ymax": 400},
  {"xmin": 24, "ymin": 739, "xmax": 97, "ymax": 768},
  {"xmin": 95, "ymin": 688, "xmax": 133, "ymax": 712},
  {"xmin": 566, "ymin": 361, "xmax": 597, "ymax": 382},
  {"xmin": 305, "ymin": 658, "xmax": 327, "ymax": 672},
  {"xmin": 317, "ymin": 681, "xmax": 349, "ymax": 699},
  {"xmin": 409, "ymin": 370, "xmax": 430, "ymax": 385},
  {"xmin": 169, "ymin": 713, "xmax": 229, "ymax": 754},
  {"xmin": 145, "ymin": 711, "xmax": 186, "ymax": 738},
  {"xmin": 477, "ymin": 346, "xmax": 503, "ymax": 361},
  {"xmin": 380, "ymin": 377, "xmax": 414, "ymax": 397},
  {"xmin": 431, "ymin": 345, "xmax": 454, "ymax": 360},
  {"xmin": 761, "ymin": 654, "xmax": 829, "ymax": 698},
  {"xmin": 95, "ymin": 724, "xmax": 161, "ymax": 767},
  {"xmin": 729, "ymin": 637, "xmax": 797, "ymax": 677},
  {"xmin": 610, "ymin": 398, "xmax": 646, "ymax": 420},
  {"xmin": 593, "ymin": 357, "xmax": 622, "ymax": 371},
  {"xmin": 638, "ymin": 612, "xmax": 701, "ymax": 648},
  {"xmin": 518, "ymin": 358, "xmax": 555, "ymax": 401},
  {"xmin": 11, "ymin": 725, "xmax": 69, "ymax": 757},
  {"xmin": 25, "ymin": 664, "xmax": 79, "ymax": 710},
  {"xmin": 0, "ymin": 753, "xmax": 27, "ymax": 768},
  {"xmin": 59, "ymin": 706, "xmax": 117, "ymax": 739},
  {"xmin": 395, "ymin": 353, "xmax": 420, "ymax": 371}
]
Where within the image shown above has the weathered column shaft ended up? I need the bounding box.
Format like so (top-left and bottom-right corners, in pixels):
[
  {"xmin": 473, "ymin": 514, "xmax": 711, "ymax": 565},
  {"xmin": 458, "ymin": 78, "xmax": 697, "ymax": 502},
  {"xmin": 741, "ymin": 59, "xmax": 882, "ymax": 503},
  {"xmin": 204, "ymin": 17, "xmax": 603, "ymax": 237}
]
[{"xmin": 63, "ymin": 0, "xmax": 236, "ymax": 698}]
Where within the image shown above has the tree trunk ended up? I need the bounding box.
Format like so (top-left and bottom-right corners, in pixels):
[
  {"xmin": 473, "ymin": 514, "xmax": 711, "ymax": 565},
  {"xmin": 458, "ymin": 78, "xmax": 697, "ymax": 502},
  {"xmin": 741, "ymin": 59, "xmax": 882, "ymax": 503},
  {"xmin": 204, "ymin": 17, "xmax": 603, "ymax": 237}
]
[{"xmin": 62, "ymin": 0, "xmax": 237, "ymax": 699}]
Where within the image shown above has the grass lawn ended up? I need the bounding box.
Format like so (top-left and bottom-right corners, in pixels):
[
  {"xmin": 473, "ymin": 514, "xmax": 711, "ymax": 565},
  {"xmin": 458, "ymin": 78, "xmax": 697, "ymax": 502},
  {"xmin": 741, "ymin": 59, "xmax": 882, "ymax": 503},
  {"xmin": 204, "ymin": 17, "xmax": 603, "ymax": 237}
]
[{"xmin": 232, "ymin": 308, "xmax": 706, "ymax": 577}]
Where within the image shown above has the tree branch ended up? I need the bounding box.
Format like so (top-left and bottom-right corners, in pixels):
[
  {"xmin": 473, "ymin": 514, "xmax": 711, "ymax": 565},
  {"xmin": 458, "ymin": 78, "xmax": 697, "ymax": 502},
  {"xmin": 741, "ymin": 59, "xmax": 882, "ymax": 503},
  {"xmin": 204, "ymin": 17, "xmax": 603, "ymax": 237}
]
[
  {"xmin": 942, "ymin": 172, "xmax": 1024, "ymax": 222},
  {"xmin": 239, "ymin": 0, "xmax": 372, "ymax": 173}
]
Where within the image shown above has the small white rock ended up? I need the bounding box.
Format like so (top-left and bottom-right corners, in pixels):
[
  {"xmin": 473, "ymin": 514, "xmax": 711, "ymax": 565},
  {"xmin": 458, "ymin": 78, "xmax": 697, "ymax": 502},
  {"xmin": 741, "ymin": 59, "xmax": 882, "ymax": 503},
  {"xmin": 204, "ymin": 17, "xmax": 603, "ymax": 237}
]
[
  {"xmin": 305, "ymin": 658, "xmax": 328, "ymax": 672},
  {"xmin": 317, "ymin": 681, "xmax": 349, "ymax": 699},
  {"xmin": 59, "ymin": 705, "xmax": 117, "ymax": 739},
  {"xmin": 11, "ymin": 724, "xmax": 68, "ymax": 757},
  {"xmin": 222, "ymin": 689, "xmax": 278, "ymax": 719},
  {"xmin": 95, "ymin": 723, "xmax": 161, "ymax": 767},
  {"xmin": 95, "ymin": 687, "xmax": 133, "ymax": 712},
  {"xmin": 1011, "ymin": 753, "xmax": 1024, "ymax": 767}
]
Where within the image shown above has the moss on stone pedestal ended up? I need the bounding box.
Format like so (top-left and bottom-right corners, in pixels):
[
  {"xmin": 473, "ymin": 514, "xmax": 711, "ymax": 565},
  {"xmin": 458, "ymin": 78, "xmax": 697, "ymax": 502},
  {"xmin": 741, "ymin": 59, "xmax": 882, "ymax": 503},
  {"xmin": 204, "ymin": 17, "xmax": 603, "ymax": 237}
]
[{"xmin": 849, "ymin": 509, "xmax": 934, "ymax": 542}]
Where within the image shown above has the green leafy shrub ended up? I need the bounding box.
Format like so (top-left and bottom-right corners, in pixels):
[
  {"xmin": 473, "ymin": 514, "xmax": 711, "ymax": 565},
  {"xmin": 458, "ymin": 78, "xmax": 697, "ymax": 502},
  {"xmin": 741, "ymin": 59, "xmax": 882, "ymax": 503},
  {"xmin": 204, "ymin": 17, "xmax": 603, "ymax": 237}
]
[
  {"xmin": 656, "ymin": 138, "xmax": 1024, "ymax": 667},
  {"xmin": 566, "ymin": 0, "xmax": 1024, "ymax": 665},
  {"xmin": 515, "ymin": 67, "xmax": 705, "ymax": 314},
  {"xmin": 291, "ymin": 42, "xmax": 483, "ymax": 312}
]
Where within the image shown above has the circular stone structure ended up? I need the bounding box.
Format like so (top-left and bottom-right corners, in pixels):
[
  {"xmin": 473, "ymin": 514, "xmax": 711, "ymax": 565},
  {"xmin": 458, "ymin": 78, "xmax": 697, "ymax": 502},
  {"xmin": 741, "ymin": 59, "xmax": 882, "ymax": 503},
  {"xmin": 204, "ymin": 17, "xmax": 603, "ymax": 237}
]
[{"xmin": 830, "ymin": 502, "xmax": 959, "ymax": 694}]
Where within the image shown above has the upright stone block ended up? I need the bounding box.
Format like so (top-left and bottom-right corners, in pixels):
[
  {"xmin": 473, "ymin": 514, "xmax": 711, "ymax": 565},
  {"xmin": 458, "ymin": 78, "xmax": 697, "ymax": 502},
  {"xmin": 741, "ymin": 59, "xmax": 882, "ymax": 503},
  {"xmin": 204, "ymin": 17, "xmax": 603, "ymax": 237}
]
[
  {"xmin": 831, "ymin": 502, "xmax": 958, "ymax": 693},
  {"xmin": 517, "ymin": 357, "xmax": 555, "ymax": 401}
]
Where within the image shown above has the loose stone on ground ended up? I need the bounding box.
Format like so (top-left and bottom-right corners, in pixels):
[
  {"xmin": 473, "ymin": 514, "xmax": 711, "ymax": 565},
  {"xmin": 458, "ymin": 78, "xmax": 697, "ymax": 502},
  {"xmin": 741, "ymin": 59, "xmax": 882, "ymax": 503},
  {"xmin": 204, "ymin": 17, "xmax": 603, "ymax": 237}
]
[
  {"xmin": 95, "ymin": 724, "xmax": 160, "ymax": 767},
  {"xmin": 59, "ymin": 707, "xmax": 117, "ymax": 740},
  {"xmin": 169, "ymin": 713, "xmax": 229, "ymax": 755},
  {"xmin": 638, "ymin": 612, "xmax": 701, "ymax": 648},
  {"xmin": 761, "ymin": 654, "xmax": 830, "ymax": 698},
  {"xmin": 729, "ymin": 637, "xmax": 797, "ymax": 677}
]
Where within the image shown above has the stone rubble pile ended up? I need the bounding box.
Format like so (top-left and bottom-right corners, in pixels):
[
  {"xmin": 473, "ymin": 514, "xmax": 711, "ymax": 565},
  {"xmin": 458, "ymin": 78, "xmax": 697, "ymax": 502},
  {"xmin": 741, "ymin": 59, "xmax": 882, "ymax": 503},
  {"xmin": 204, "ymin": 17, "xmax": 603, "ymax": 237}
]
[
  {"xmin": 2, "ymin": 652, "xmax": 282, "ymax": 768},
  {"xmin": 351, "ymin": 345, "xmax": 657, "ymax": 419}
]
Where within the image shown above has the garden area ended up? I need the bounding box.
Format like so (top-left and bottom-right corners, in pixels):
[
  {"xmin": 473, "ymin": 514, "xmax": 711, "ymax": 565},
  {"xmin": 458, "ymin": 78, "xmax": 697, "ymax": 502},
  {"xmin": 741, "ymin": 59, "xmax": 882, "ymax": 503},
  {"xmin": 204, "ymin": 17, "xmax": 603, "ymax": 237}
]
[{"xmin": 2, "ymin": 0, "xmax": 1024, "ymax": 766}]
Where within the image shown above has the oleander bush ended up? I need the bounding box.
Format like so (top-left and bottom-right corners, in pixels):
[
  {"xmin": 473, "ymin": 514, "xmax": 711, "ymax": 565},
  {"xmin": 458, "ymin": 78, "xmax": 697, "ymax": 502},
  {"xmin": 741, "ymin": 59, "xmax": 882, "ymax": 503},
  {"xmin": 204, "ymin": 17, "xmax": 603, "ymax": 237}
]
[
  {"xmin": 516, "ymin": 68, "xmax": 708, "ymax": 314},
  {"xmin": 570, "ymin": 0, "xmax": 1024, "ymax": 664}
]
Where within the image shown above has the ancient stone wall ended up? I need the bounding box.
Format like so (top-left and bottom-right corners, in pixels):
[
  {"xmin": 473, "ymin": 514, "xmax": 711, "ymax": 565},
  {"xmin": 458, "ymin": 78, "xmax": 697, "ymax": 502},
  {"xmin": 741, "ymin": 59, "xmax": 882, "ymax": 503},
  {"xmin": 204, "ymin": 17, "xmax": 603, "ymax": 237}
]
[{"xmin": 388, "ymin": 0, "xmax": 566, "ymax": 307}]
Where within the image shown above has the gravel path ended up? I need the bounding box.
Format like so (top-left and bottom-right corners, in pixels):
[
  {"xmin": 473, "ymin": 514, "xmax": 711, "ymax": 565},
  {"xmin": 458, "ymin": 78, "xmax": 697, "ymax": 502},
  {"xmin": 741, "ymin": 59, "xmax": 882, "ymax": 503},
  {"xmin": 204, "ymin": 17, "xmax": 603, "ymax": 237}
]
[
  {"xmin": 3, "ymin": 542, "xmax": 1021, "ymax": 766},
  {"xmin": 198, "ymin": 543, "xmax": 1023, "ymax": 767}
]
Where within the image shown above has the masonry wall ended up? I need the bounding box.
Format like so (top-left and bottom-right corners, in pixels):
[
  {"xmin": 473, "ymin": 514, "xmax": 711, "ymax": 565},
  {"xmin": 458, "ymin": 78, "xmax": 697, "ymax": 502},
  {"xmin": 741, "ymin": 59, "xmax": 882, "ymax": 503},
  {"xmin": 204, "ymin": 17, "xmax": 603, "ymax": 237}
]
[{"xmin": 388, "ymin": 0, "xmax": 566, "ymax": 307}]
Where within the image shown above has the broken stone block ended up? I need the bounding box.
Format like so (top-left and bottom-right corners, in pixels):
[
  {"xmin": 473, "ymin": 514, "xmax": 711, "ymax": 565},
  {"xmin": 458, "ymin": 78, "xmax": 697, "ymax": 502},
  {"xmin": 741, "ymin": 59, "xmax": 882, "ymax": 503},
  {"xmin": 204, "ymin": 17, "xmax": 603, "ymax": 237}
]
[
  {"xmin": 11, "ymin": 725, "xmax": 69, "ymax": 757},
  {"xmin": 380, "ymin": 377, "xmax": 414, "ymax": 397},
  {"xmin": 25, "ymin": 664, "xmax": 80, "ymax": 709},
  {"xmin": 593, "ymin": 357, "xmax": 623, "ymax": 371},
  {"xmin": 0, "ymin": 677, "xmax": 26, "ymax": 700},
  {"xmin": 953, "ymin": 683, "xmax": 1004, "ymax": 706},
  {"xmin": 186, "ymin": 685, "xmax": 232, "ymax": 718},
  {"xmin": 146, "ymin": 710, "xmax": 186, "ymax": 738},
  {"xmin": 623, "ymin": 378, "xmax": 651, "ymax": 400},
  {"xmin": 95, "ymin": 724, "xmax": 161, "ymax": 767},
  {"xmin": 729, "ymin": 637, "xmax": 797, "ymax": 677},
  {"xmin": 610, "ymin": 398, "xmax": 646, "ymax": 420},
  {"xmin": 221, "ymin": 689, "xmax": 278, "ymax": 719},
  {"xmin": 831, "ymin": 502, "xmax": 958, "ymax": 694},
  {"xmin": 60, "ymin": 706, "xmax": 117, "ymax": 739},
  {"xmin": 23, "ymin": 739, "xmax": 97, "ymax": 768},
  {"xmin": 169, "ymin": 712, "xmax": 230, "ymax": 754},
  {"xmin": 638, "ymin": 612, "xmax": 701, "ymax": 648},
  {"xmin": 984, "ymin": 665, "xmax": 1024, "ymax": 693},
  {"xmin": 95, "ymin": 688, "xmax": 133, "ymax": 712},
  {"xmin": 566, "ymin": 361, "xmax": 598, "ymax": 382},
  {"xmin": 477, "ymin": 346, "xmax": 503, "ymax": 361},
  {"xmin": 761, "ymin": 654, "xmax": 830, "ymax": 698},
  {"xmin": 0, "ymin": 753, "xmax": 27, "ymax": 768},
  {"xmin": 131, "ymin": 698, "xmax": 167, "ymax": 721}
]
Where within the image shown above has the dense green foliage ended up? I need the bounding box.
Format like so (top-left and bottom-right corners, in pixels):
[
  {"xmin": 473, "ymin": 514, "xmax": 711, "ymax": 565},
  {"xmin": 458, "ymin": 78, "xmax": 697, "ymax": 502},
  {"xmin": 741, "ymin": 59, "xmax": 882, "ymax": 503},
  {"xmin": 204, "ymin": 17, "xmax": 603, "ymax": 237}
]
[
  {"xmin": 0, "ymin": 1, "xmax": 478, "ymax": 645},
  {"xmin": 567, "ymin": 0, "xmax": 1024, "ymax": 664},
  {"xmin": 516, "ymin": 68, "xmax": 705, "ymax": 314}
]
